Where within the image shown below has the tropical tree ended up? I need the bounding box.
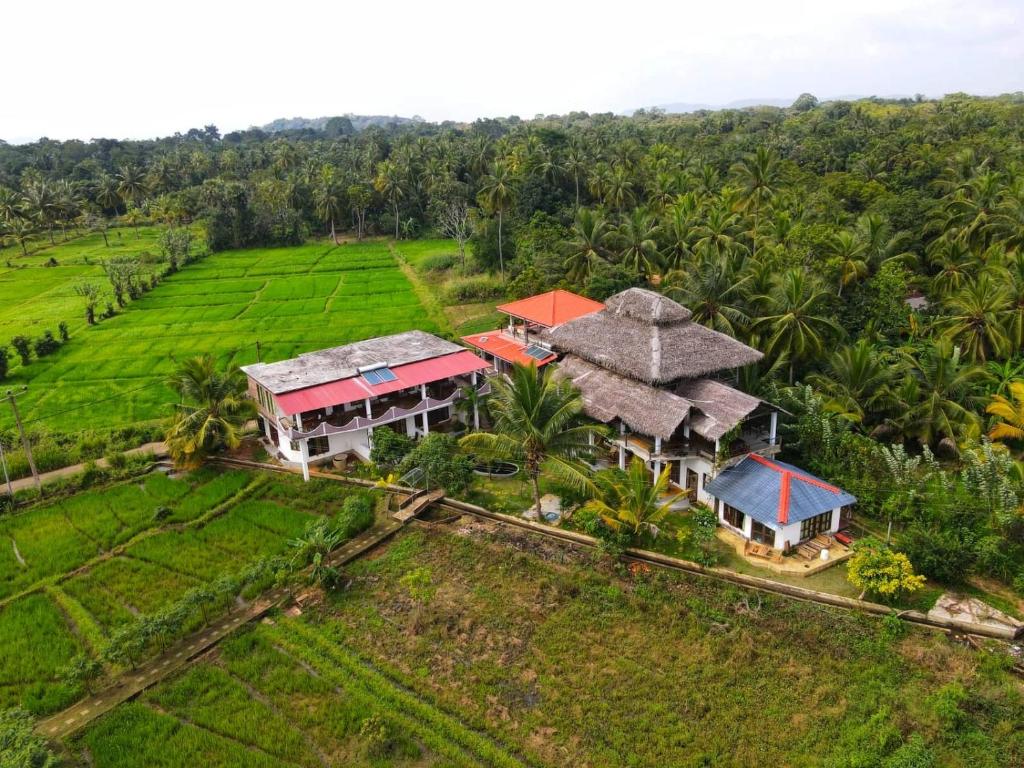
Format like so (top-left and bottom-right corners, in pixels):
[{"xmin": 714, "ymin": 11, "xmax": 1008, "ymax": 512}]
[
  {"xmin": 21, "ymin": 181, "xmax": 58, "ymax": 244},
  {"xmin": 582, "ymin": 458, "xmax": 683, "ymax": 539},
  {"xmin": 289, "ymin": 517, "xmax": 342, "ymax": 587},
  {"xmin": 829, "ymin": 230, "xmax": 869, "ymax": 296},
  {"xmin": 986, "ymin": 379, "xmax": 1024, "ymax": 444},
  {"xmin": 751, "ymin": 269, "xmax": 842, "ymax": 383},
  {"xmin": 663, "ymin": 255, "xmax": 750, "ymax": 336},
  {"xmin": 807, "ymin": 339, "xmax": 894, "ymax": 423},
  {"xmin": 731, "ymin": 146, "xmax": 782, "ymax": 255},
  {"xmin": 846, "ymin": 538, "xmax": 926, "ymax": 602},
  {"xmin": 612, "ymin": 207, "xmax": 661, "ymax": 278},
  {"xmin": 116, "ymin": 164, "xmax": 149, "ymax": 210},
  {"xmin": 313, "ymin": 169, "xmax": 343, "ymax": 244},
  {"xmin": 477, "ymin": 160, "xmax": 514, "ymax": 279},
  {"xmin": 565, "ymin": 208, "xmax": 610, "ymax": 283},
  {"xmin": 935, "ymin": 275, "xmax": 1012, "ymax": 362},
  {"xmin": 374, "ymin": 159, "xmax": 406, "ymax": 240},
  {"xmin": 165, "ymin": 355, "xmax": 254, "ymax": 467},
  {"xmin": 460, "ymin": 362, "xmax": 606, "ymax": 518}
]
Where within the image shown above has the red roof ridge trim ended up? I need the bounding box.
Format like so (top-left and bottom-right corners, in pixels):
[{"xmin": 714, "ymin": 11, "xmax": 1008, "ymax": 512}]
[{"xmin": 747, "ymin": 454, "xmax": 841, "ymax": 524}]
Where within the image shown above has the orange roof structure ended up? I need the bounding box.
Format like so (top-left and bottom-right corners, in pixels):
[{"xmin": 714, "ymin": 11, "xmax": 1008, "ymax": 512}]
[
  {"xmin": 461, "ymin": 331, "xmax": 557, "ymax": 367},
  {"xmin": 497, "ymin": 290, "xmax": 604, "ymax": 328}
]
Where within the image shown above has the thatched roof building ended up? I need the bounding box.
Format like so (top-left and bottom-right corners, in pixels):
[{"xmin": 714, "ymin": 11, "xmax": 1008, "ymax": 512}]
[
  {"xmin": 548, "ymin": 288, "xmax": 763, "ymax": 385},
  {"xmin": 676, "ymin": 378, "xmax": 762, "ymax": 441}
]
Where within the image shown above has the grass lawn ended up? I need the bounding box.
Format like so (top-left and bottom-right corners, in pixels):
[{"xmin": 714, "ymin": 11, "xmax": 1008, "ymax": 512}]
[
  {"xmin": 0, "ymin": 468, "xmax": 373, "ymax": 715},
  {"xmin": 75, "ymin": 525, "xmax": 1024, "ymax": 767},
  {"xmin": 0, "ymin": 237, "xmax": 442, "ymax": 434}
]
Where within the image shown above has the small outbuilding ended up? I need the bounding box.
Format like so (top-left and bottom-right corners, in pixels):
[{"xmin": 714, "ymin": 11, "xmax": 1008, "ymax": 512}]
[{"xmin": 704, "ymin": 454, "xmax": 856, "ymax": 551}]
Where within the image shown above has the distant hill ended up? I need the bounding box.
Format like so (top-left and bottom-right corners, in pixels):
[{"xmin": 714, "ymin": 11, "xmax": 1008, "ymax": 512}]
[
  {"xmin": 628, "ymin": 94, "xmax": 901, "ymax": 115},
  {"xmin": 258, "ymin": 114, "xmax": 423, "ymax": 133}
]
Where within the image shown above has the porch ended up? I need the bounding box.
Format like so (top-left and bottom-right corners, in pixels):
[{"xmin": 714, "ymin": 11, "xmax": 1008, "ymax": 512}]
[{"xmin": 715, "ymin": 526, "xmax": 852, "ymax": 577}]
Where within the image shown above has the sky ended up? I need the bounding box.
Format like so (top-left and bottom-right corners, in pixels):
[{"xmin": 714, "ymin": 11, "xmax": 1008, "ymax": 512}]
[{"xmin": 1, "ymin": 0, "xmax": 1022, "ymax": 143}]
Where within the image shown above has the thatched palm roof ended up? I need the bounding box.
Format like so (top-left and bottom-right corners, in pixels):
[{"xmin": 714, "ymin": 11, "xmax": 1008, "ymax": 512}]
[
  {"xmin": 556, "ymin": 355, "xmax": 691, "ymax": 440},
  {"xmin": 675, "ymin": 378, "xmax": 762, "ymax": 441},
  {"xmin": 549, "ymin": 288, "xmax": 763, "ymax": 385}
]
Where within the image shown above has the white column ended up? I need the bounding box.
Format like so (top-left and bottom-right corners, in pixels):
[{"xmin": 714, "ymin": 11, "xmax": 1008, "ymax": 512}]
[
  {"xmin": 769, "ymin": 411, "xmax": 778, "ymax": 445},
  {"xmin": 299, "ymin": 439, "xmax": 310, "ymax": 482},
  {"xmin": 364, "ymin": 398, "xmax": 372, "ymax": 418},
  {"xmin": 420, "ymin": 384, "xmax": 430, "ymax": 435},
  {"xmin": 294, "ymin": 412, "xmax": 303, "ymax": 431},
  {"xmin": 471, "ymin": 372, "xmax": 480, "ymax": 430},
  {"xmin": 618, "ymin": 422, "xmax": 626, "ymax": 470},
  {"xmin": 653, "ymin": 436, "xmax": 662, "ymax": 481}
]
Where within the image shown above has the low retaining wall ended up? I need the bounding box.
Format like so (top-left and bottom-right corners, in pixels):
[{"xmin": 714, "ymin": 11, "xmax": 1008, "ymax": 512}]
[{"xmin": 210, "ymin": 457, "xmax": 1024, "ymax": 642}]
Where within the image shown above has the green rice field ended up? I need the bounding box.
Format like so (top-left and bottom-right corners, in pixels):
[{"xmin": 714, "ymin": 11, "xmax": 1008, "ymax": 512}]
[
  {"xmin": 0, "ymin": 467, "xmax": 366, "ymax": 715},
  {"xmin": 0, "ymin": 237, "xmax": 450, "ymax": 434}
]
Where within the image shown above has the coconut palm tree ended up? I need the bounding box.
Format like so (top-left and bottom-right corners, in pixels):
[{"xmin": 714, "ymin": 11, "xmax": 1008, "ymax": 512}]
[
  {"xmin": 563, "ymin": 144, "xmax": 587, "ymax": 208},
  {"xmin": 165, "ymin": 355, "xmax": 255, "ymax": 468},
  {"xmin": 987, "ymin": 380, "xmax": 1024, "ymax": 444},
  {"xmin": 313, "ymin": 170, "xmax": 343, "ymax": 244},
  {"xmin": 935, "ymin": 275, "xmax": 1012, "ymax": 363},
  {"xmin": 116, "ymin": 164, "xmax": 149, "ymax": 210},
  {"xmin": 564, "ymin": 208, "xmax": 610, "ymax": 284},
  {"xmin": 477, "ymin": 160, "xmax": 514, "ymax": 280},
  {"xmin": 751, "ymin": 269, "xmax": 842, "ymax": 383},
  {"xmin": 731, "ymin": 146, "xmax": 782, "ymax": 256},
  {"xmin": 603, "ymin": 164, "xmax": 636, "ymax": 212},
  {"xmin": 582, "ymin": 458, "xmax": 683, "ymax": 539},
  {"xmin": 829, "ymin": 230, "xmax": 869, "ymax": 296},
  {"xmin": 460, "ymin": 363, "xmax": 606, "ymax": 519},
  {"xmin": 374, "ymin": 159, "xmax": 406, "ymax": 241},
  {"xmin": 663, "ymin": 255, "xmax": 750, "ymax": 336},
  {"xmin": 612, "ymin": 207, "xmax": 661, "ymax": 278},
  {"xmin": 22, "ymin": 181, "xmax": 59, "ymax": 245},
  {"xmin": 806, "ymin": 339, "xmax": 894, "ymax": 423},
  {"xmin": 93, "ymin": 173, "xmax": 121, "ymax": 218}
]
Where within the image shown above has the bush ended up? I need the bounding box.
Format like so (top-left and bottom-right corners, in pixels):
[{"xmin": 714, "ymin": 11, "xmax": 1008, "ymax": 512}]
[
  {"xmin": 106, "ymin": 451, "xmax": 129, "ymax": 470},
  {"xmin": 57, "ymin": 321, "xmax": 69, "ymax": 342},
  {"xmin": 9, "ymin": 335, "xmax": 30, "ymax": 366},
  {"xmin": 337, "ymin": 493, "xmax": 375, "ymax": 537},
  {"xmin": 442, "ymin": 274, "xmax": 505, "ymax": 303},
  {"xmin": 0, "ymin": 346, "xmax": 8, "ymax": 380},
  {"xmin": 34, "ymin": 330, "xmax": 59, "ymax": 358},
  {"xmin": 0, "ymin": 707, "xmax": 59, "ymax": 767},
  {"xmin": 398, "ymin": 433, "xmax": 474, "ymax": 494},
  {"xmin": 419, "ymin": 252, "xmax": 456, "ymax": 272},
  {"xmin": 370, "ymin": 428, "xmax": 414, "ymax": 470},
  {"xmin": 847, "ymin": 537, "xmax": 926, "ymax": 602},
  {"xmin": 896, "ymin": 523, "xmax": 976, "ymax": 585}
]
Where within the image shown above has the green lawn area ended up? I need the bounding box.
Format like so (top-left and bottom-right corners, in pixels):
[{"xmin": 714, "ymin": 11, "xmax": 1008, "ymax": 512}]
[
  {"xmin": 74, "ymin": 526, "xmax": 1024, "ymax": 767},
  {"xmin": 0, "ymin": 237, "xmax": 442, "ymax": 433},
  {"xmin": 0, "ymin": 468, "xmax": 372, "ymax": 716}
]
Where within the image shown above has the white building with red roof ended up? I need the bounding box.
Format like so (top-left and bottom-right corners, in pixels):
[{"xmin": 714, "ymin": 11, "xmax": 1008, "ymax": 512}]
[
  {"xmin": 462, "ymin": 289, "xmax": 603, "ymax": 372},
  {"xmin": 242, "ymin": 330, "xmax": 489, "ymax": 480}
]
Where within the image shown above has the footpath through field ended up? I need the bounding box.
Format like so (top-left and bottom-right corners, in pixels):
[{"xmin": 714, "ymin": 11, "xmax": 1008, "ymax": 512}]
[
  {"xmin": 7, "ymin": 442, "xmax": 168, "ymax": 494},
  {"xmin": 37, "ymin": 513, "xmax": 408, "ymax": 741}
]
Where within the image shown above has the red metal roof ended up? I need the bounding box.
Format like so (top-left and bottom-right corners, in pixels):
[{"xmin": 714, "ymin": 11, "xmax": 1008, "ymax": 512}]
[
  {"xmin": 496, "ymin": 290, "xmax": 604, "ymax": 328},
  {"xmin": 275, "ymin": 350, "xmax": 489, "ymax": 415},
  {"xmin": 461, "ymin": 330, "xmax": 556, "ymax": 367}
]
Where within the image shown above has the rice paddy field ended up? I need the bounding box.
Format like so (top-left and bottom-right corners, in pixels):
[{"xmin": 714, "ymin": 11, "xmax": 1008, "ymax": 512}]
[
  {"xmin": 70, "ymin": 524, "xmax": 1024, "ymax": 768},
  {"xmin": 0, "ymin": 467, "xmax": 365, "ymax": 716},
  {"xmin": 0, "ymin": 236, "xmax": 449, "ymax": 434}
]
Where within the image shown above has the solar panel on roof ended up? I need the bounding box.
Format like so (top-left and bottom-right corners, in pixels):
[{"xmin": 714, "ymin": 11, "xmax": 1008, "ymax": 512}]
[
  {"xmin": 524, "ymin": 344, "xmax": 551, "ymax": 361},
  {"xmin": 362, "ymin": 367, "xmax": 397, "ymax": 385}
]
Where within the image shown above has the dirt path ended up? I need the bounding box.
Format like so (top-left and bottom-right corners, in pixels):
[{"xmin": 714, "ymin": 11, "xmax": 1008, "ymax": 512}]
[
  {"xmin": 8, "ymin": 442, "xmax": 168, "ymax": 494},
  {"xmin": 37, "ymin": 517, "xmax": 407, "ymax": 741}
]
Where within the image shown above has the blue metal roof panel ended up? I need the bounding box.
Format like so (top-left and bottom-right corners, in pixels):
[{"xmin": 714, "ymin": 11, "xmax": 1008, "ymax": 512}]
[{"xmin": 705, "ymin": 457, "xmax": 856, "ymax": 528}]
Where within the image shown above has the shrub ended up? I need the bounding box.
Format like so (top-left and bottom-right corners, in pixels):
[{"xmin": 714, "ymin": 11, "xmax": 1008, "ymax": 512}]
[
  {"xmin": 57, "ymin": 322, "xmax": 69, "ymax": 342},
  {"xmin": 688, "ymin": 504, "xmax": 720, "ymax": 566},
  {"xmin": 442, "ymin": 274, "xmax": 505, "ymax": 303},
  {"xmin": 420, "ymin": 252, "xmax": 456, "ymax": 272},
  {"xmin": 896, "ymin": 523, "xmax": 976, "ymax": 585},
  {"xmin": 9, "ymin": 335, "xmax": 30, "ymax": 366},
  {"xmin": 0, "ymin": 346, "xmax": 8, "ymax": 380},
  {"xmin": 398, "ymin": 433, "xmax": 474, "ymax": 494},
  {"xmin": 847, "ymin": 537, "xmax": 926, "ymax": 602},
  {"xmin": 33, "ymin": 330, "xmax": 59, "ymax": 358},
  {"xmin": 0, "ymin": 707, "xmax": 59, "ymax": 767},
  {"xmin": 337, "ymin": 494, "xmax": 375, "ymax": 537},
  {"xmin": 106, "ymin": 451, "xmax": 129, "ymax": 470},
  {"xmin": 370, "ymin": 428, "xmax": 414, "ymax": 470}
]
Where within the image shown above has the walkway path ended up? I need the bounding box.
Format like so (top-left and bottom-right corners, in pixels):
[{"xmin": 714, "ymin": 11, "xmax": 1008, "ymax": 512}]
[
  {"xmin": 36, "ymin": 514, "xmax": 410, "ymax": 741},
  {"xmin": 8, "ymin": 442, "xmax": 168, "ymax": 494}
]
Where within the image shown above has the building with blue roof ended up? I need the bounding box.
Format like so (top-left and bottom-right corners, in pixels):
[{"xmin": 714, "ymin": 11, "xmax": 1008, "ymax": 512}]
[{"xmin": 705, "ymin": 454, "xmax": 856, "ymax": 551}]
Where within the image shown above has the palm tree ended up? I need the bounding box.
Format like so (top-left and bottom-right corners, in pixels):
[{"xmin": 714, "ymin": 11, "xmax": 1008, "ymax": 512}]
[
  {"xmin": 612, "ymin": 207, "xmax": 661, "ymax": 278},
  {"xmin": 116, "ymin": 164, "xmax": 149, "ymax": 210},
  {"xmin": 751, "ymin": 269, "xmax": 842, "ymax": 383},
  {"xmin": 582, "ymin": 458, "xmax": 683, "ymax": 539},
  {"xmin": 477, "ymin": 160, "xmax": 514, "ymax": 280},
  {"xmin": 165, "ymin": 355, "xmax": 255, "ymax": 468},
  {"xmin": 93, "ymin": 173, "xmax": 121, "ymax": 218},
  {"xmin": 731, "ymin": 146, "xmax": 782, "ymax": 257},
  {"xmin": 603, "ymin": 164, "xmax": 635, "ymax": 212},
  {"xmin": 897, "ymin": 339, "xmax": 989, "ymax": 450},
  {"xmin": 564, "ymin": 208, "xmax": 610, "ymax": 284},
  {"xmin": 460, "ymin": 363, "xmax": 606, "ymax": 519},
  {"xmin": 829, "ymin": 230, "xmax": 869, "ymax": 296},
  {"xmin": 692, "ymin": 203, "xmax": 746, "ymax": 260},
  {"xmin": 374, "ymin": 159, "xmax": 406, "ymax": 240},
  {"xmin": 663, "ymin": 255, "xmax": 750, "ymax": 336},
  {"xmin": 563, "ymin": 144, "xmax": 587, "ymax": 208},
  {"xmin": 806, "ymin": 339, "xmax": 893, "ymax": 423},
  {"xmin": 935, "ymin": 275, "xmax": 1012, "ymax": 363},
  {"xmin": 313, "ymin": 170, "xmax": 343, "ymax": 244},
  {"xmin": 22, "ymin": 181, "xmax": 58, "ymax": 245},
  {"xmin": 987, "ymin": 380, "xmax": 1024, "ymax": 444},
  {"xmin": 289, "ymin": 518, "xmax": 342, "ymax": 587}
]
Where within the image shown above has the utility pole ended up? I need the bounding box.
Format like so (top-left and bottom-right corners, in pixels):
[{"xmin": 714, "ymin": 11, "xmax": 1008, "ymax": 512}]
[
  {"xmin": 0, "ymin": 434, "xmax": 12, "ymax": 502},
  {"xmin": 5, "ymin": 389, "xmax": 40, "ymax": 493},
  {"xmin": 256, "ymin": 340, "xmax": 262, "ymax": 363}
]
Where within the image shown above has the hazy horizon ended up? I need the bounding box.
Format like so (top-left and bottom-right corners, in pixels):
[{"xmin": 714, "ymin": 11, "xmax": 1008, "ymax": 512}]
[{"xmin": 3, "ymin": 0, "xmax": 1021, "ymax": 144}]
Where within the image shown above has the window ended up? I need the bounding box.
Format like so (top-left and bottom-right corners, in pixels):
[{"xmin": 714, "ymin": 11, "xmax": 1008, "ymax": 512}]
[
  {"xmin": 723, "ymin": 504, "xmax": 744, "ymax": 530},
  {"xmin": 307, "ymin": 436, "xmax": 330, "ymax": 457},
  {"xmin": 800, "ymin": 511, "xmax": 833, "ymax": 541},
  {"xmin": 256, "ymin": 384, "xmax": 275, "ymax": 413},
  {"xmin": 702, "ymin": 473, "xmax": 710, "ymax": 492},
  {"xmin": 289, "ymin": 440, "xmax": 299, "ymax": 453},
  {"xmin": 750, "ymin": 520, "xmax": 775, "ymax": 546}
]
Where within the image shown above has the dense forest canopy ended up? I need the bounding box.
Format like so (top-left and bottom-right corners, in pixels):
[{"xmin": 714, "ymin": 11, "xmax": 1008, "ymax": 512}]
[{"xmin": 3, "ymin": 92, "xmax": 1024, "ymax": 597}]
